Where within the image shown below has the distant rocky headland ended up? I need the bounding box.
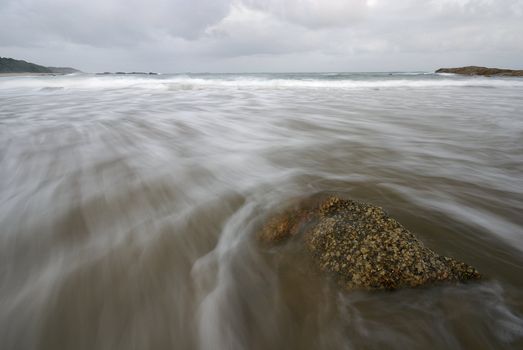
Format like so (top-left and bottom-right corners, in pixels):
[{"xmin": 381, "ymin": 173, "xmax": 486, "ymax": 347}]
[
  {"xmin": 0, "ymin": 57, "xmax": 81, "ymax": 74},
  {"xmin": 436, "ymin": 66, "xmax": 523, "ymax": 77}
]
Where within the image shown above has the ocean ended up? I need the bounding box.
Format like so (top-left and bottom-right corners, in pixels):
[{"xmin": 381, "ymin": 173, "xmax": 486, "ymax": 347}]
[{"xmin": 1, "ymin": 72, "xmax": 523, "ymax": 349}]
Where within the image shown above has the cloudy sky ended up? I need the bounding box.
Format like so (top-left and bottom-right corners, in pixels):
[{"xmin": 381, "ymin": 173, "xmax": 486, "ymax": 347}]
[{"xmin": 1, "ymin": 0, "xmax": 522, "ymax": 72}]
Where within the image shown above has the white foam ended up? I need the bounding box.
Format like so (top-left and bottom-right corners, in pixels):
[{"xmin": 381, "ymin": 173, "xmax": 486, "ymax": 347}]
[{"xmin": 1, "ymin": 73, "xmax": 523, "ymax": 92}]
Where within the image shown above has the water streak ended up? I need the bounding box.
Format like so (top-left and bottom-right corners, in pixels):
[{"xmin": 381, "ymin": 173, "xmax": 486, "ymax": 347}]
[{"xmin": 1, "ymin": 73, "xmax": 523, "ymax": 349}]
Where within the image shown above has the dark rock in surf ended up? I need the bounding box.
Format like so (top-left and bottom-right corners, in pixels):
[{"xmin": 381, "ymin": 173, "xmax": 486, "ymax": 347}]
[
  {"xmin": 436, "ymin": 66, "xmax": 523, "ymax": 77},
  {"xmin": 259, "ymin": 195, "xmax": 480, "ymax": 290}
]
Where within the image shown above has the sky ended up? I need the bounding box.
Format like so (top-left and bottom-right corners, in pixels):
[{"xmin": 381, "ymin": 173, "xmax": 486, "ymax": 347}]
[{"xmin": 1, "ymin": 0, "xmax": 522, "ymax": 73}]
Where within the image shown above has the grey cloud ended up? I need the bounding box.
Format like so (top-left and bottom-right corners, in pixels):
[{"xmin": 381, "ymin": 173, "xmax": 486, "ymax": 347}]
[
  {"xmin": 201, "ymin": 7, "xmax": 327, "ymax": 57},
  {"xmin": 240, "ymin": 0, "xmax": 369, "ymax": 29},
  {"xmin": 0, "ymin": 0, "xmax": 232, "ymax": 47},
  {"xmin": 0, "ymin": 0, "xmax": 522, "ymax": 72},
  {"xmin": 430, "ymin": 0, "xmax": 523, "ymax": 18}
]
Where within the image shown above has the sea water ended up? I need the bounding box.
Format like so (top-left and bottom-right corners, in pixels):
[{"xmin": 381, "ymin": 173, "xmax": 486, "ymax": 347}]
[{"xmin": 1, "ymin": 72, "xmax": 523, "ymax": 349}]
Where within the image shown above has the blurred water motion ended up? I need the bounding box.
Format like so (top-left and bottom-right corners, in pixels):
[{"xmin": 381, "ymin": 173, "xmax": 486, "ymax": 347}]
[{"xmin": 1, "ymin": 73, "xmax": 523, "ymax": 349}]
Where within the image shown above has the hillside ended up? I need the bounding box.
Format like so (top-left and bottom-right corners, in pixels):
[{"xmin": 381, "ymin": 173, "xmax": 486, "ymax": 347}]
[
  {"xmin": 47, "ymin": 66, "xmax": 81, "ymax": 74},
  {"xmin": 0, "ymin": 57, "xmax": 80, "ymax": 74}
]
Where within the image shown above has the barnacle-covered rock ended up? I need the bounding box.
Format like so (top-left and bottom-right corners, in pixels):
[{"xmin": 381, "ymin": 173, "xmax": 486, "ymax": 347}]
[{"xmin": 258, "ymin": 195, "xmax": 480, "ymax": 290}]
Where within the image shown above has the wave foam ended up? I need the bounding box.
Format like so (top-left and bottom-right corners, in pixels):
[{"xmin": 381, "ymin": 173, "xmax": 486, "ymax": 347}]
[{"xmin": 1, "ymin": 73, "xmax": 523, "ymax": 92}]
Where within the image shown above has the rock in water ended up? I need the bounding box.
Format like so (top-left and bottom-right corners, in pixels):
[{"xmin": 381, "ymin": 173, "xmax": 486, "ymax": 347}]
[
  {"xmin": 435, "ymin": 66, "xmax": 523, "ymax": 77},
  {"xmin": 259, "ymin": 195, "xmax": 480, "ymax": 290}
]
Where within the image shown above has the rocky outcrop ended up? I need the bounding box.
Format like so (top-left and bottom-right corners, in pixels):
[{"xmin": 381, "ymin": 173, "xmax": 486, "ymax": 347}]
[
  {"xmin": 436, "ymin": 66, "xmax": 523, "ymax": 77},
  {"xmin": 259, "ymin": 195, "xmax": 480, "ymax": 290}
]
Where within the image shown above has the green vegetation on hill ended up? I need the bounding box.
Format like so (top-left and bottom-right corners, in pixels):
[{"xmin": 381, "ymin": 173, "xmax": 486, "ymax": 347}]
[
  {"xmin": 0, "ymin": 57, "xmax": 80, "ymax": 74},
  {"xmin": 0, "ymin": 57, "xmax": 52, "ymax": 73}
]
